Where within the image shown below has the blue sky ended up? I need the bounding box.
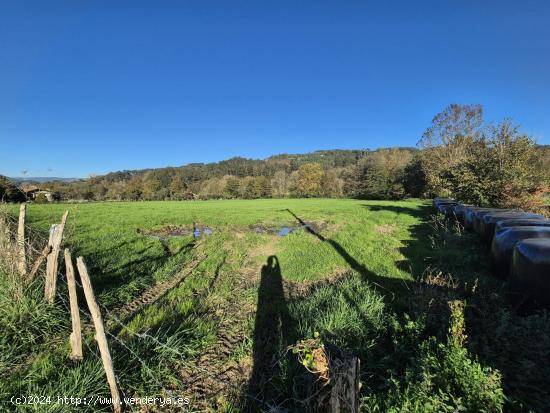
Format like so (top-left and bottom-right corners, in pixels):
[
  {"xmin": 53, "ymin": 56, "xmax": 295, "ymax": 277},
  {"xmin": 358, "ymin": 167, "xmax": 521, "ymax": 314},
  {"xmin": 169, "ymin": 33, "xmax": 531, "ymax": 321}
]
[{"xmin": 1, "ymin": 1, "xmax": 549, "ymax": 178}]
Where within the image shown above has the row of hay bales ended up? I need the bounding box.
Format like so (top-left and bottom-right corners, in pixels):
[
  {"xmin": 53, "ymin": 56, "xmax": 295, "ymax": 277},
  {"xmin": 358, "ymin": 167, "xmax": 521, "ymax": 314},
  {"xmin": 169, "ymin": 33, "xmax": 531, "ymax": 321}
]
[{"xmin": 433, "ymin": 197, "xmax": 550, "ymax": 310}]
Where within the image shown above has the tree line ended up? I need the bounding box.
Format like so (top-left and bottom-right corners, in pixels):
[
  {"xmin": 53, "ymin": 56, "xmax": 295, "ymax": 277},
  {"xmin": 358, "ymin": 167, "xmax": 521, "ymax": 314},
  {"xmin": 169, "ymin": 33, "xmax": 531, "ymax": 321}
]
[
  {"xmin": 5, "ymin": 148, "xmax": 418, "ymax": 201},
  {"xmin": 2, "ymin": 104, "xmax": 549, "ymax": 209}
]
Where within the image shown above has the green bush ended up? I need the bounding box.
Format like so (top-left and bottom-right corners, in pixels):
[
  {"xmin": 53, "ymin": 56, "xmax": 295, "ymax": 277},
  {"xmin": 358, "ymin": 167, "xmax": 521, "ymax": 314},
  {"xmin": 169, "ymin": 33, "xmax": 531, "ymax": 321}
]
[
  {"xmin": 363, "ymin": 339, "xmax": 504, "ymax": 413},
  {"xmin": 34, "ymin": 192, "xmax": 49, "ymax": 203}
]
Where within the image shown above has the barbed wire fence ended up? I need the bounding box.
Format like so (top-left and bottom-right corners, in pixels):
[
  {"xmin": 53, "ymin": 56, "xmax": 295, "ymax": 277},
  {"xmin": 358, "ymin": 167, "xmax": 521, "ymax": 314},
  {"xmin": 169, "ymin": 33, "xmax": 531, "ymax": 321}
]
[{"xmin": 1, "ymin": 204, "xmax": 272, "ymax": 412}]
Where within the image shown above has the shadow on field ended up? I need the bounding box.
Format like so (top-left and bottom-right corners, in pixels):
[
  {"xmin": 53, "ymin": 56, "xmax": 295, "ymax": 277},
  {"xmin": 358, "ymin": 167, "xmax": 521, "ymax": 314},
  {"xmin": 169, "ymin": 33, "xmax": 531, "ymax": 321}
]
[
  {"xmin": 362, "ymin": 204, "xmax": 429, "ymax": 220},
  {"xmin": 362, "ymin": 203, "xmax": 434, "ymax": 279},
  {"xmin": 286, "ymin": 208, "xmax": 414, "ymax": 302},
  {"xmin": 246, "ymin": 255, "xmax": 298, "ymax": 409}
]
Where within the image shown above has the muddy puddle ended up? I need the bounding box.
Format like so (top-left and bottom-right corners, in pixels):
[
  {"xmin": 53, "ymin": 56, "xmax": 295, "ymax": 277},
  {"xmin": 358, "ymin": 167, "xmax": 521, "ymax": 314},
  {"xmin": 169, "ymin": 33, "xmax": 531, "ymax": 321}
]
[
  {"xmin": 138, "ymin": 221, "xmax": 324, "ymax": 242},
  {"xmin": 138, "ymin": 224, "xmax": 214, "ymax": 240},
  {"xmin": 251, "ymin": 222, "xmax": 321, "ymax": 237}
]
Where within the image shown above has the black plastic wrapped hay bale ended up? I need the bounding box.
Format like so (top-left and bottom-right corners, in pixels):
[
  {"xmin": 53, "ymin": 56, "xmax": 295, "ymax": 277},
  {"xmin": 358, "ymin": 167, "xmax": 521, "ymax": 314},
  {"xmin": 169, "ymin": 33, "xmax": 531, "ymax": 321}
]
[
  {"xmin": 463, "ymin": 207, "xmax": 487, "ymax": 232},
  {"xmin": 437, "ymin": 202, "xmax": 459, "ymax": 217},
  {"xmin": 480, "ymin": 211, "xmax": 544, "ymax": 247},
  {"xmin": 472, "ymin": 208, "xmax": 509, "ymax": 234},
  {"xmin": 490, "ymin": 226, "xmax": 550, "ymax": 278},
  {"xmin": 509, "ymin": 239, "xmax": 550, "ymax": 310},
  {"xmin": 495, "ymin": 218, "xmax": 550, "ymax": 233},
  {"xmin": 452, "ymin": 204, "xmax": 471, "ymax": 224},
  {"xmin": 433, "ymin": 197, "xmax": 454, "ymax": 208}
]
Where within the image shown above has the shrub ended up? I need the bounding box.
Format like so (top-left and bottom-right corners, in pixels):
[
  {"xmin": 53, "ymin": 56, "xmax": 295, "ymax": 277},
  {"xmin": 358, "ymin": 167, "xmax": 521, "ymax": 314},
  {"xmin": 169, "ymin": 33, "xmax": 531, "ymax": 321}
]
[{"xmin": 34, "ymin": 192, "xmax": 49, "ymax": 203}]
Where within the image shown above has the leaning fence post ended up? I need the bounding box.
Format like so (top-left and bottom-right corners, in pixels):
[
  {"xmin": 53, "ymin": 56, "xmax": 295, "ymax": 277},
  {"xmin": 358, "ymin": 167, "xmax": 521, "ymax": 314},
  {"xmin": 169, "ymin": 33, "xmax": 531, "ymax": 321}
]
[
  {"xmin": 64, "ymin": 249, "xmax": 83, "ymax": 361},
  {"xmin": 76, "ymin": 257, "xmax": 122, "ymax": 413},
  {"xmin": 45, "ymin": 210, "xmax": 69, "ymax": 303},
  {"xmin": 28, "ymin": 245, "xmax": 51, "ymax": 282},
  {"xmin": 17, "ymin": 203, "xmax": 26, "ymax": 276}
]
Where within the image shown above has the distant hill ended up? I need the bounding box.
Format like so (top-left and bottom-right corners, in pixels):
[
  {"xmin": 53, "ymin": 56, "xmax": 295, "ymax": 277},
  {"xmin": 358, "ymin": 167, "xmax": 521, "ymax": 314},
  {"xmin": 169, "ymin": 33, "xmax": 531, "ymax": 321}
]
[
  {"xmin": 34, "ymin": 147, "xmax": 419, "ymax": 200},
  {"xmin": 8, "ymin": 177, "xmax": 81, "ymax": 185},
  {"xmin": 96, "ymin": 148, "xmax": 416, "ymax": 182}
]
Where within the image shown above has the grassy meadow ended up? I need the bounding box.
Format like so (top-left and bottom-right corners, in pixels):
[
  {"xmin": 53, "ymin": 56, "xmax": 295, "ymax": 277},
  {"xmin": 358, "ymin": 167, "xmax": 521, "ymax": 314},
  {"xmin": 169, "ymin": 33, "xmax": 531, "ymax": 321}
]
[{"xmin": 2, "ymin": 198, "xmax": 550, "ymax": 412}]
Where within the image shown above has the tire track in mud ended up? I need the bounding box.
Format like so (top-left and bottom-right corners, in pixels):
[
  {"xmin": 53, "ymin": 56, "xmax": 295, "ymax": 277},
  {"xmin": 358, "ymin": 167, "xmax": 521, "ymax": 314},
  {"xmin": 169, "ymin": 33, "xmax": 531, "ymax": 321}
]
[
  {"xmin": 76, "ymin": 254, "xmax": 207, "ymax": 336},
  {"xmin": 179, "ymin": 307, "xmax": 253, "ymax": 411},
  {"xmin": 106, "ymin": 254, "xmax": 207, "ymax": 329}
]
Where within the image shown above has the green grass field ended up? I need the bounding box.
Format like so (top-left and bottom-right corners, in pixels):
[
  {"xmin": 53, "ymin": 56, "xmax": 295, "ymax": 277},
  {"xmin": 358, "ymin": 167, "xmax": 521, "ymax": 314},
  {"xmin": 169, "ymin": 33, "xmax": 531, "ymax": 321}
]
[
  {"xmin": 16, "ymin": 199, "xmax": 425, "ymax": 306},
  {"xmin": 2, "ymin": 199, "xmax": 550, "ymax": 412}
]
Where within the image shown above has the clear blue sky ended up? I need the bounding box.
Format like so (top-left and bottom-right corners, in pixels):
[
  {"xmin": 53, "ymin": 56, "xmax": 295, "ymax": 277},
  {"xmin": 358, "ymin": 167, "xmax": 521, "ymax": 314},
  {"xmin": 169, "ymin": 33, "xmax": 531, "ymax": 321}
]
[{"xmin": 2, "ymin": 1, "xmax": 549, "ymax": 178}]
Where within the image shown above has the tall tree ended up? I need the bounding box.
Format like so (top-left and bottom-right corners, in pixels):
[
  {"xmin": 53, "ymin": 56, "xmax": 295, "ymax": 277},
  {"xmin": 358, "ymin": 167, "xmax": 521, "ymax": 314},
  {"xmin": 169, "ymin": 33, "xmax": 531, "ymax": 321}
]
[
  {"xmin": 224, "ymin": 176, "xmax": 241, "ymax": 199},
  {"xmin": 346, "ymin": 149, "xmax": 412, "ymax": 200},
  {"xmin": 419, "ymin": 104, "xmax": 485, "ymax": 195},
  {"xmin": 271, "ymin": 170, "xmax": 288, "ymax": 198},
  {"xmin": 293, "ymin": 163, "xmax": 323, "ymax": 197}
]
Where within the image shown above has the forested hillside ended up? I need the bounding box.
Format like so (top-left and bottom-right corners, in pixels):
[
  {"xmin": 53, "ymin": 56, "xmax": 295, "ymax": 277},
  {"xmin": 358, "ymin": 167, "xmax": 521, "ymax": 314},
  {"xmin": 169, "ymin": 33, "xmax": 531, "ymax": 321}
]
[{"xmin": 21, "ymin": 148, "xmax": 418, "ymax": 201}]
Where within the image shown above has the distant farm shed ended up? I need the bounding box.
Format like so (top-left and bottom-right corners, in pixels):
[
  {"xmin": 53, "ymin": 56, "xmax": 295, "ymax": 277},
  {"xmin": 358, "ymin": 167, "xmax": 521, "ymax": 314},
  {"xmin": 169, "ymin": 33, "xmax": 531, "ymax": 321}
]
[{"xmin": 21, "ymin": 185, "xmax": 56, "ymax": 202}]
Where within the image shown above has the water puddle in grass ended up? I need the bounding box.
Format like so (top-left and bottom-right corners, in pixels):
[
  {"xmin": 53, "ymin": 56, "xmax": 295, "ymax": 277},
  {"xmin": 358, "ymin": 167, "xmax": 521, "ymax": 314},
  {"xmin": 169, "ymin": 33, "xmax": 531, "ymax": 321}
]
[
  {"xmin": 251, "ymin": 223, "xmax": 317, "ymax": 237},
  {"xmin": 140, "ymin": 221, "xmax": 322, "ymax": 241},
  {"xmin": 193, "ymin": 226, "xmax": 213, "ymax": 239},
  {"xmin": 278, "ymin": 227, "xmax": 293, "ymax": 236},
  {"xmin": 138, "ymin": 225, "xmax": 214, "ymax": 241}
]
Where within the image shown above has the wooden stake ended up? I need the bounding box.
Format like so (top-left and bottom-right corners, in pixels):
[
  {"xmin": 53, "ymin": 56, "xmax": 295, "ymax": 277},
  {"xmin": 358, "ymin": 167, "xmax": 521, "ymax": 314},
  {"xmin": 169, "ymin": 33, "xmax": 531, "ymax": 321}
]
[
  {"xmin": 28, "ymin": 245, "xmax": 51, "ymax": 282},
  {"xmin": 17, "ymin": 203, "xmax": 26, "ymax": 276},
  {"xmin": 0, "ymin": 215, "xmax": 8, "ymax": 252},
  {"xmin": 76, "ymin": 257, "xmax": 122, "ymax": 413},
  {"xmin": 65, "ymin": 249, "xmax": 83, "ymax": 360},
  {"xmin": 45, "ymin": 210, "xmax": 69, "ymax": 303}
]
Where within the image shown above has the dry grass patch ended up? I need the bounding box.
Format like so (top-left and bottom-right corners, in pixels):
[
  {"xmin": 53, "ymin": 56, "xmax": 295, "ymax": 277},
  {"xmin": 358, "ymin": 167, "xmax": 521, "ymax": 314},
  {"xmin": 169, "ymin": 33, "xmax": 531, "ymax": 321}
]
[{"xmin": 375, "ymin": 223, "xmax": 397, "ymax": 236}]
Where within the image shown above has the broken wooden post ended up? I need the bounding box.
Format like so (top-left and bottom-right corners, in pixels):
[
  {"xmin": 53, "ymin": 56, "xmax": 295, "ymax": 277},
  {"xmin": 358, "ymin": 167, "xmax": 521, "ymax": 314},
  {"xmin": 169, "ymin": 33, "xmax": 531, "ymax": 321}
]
[
  {"xmin": 64, "ymin": 249, "xmax": 83, "ymax": 360},
  {"xmin": 17, "ymin": 203, "xmax": 26, "ymax": 276},
  {"xmin": 44, "ymin": 210, "xmax": 69, "ymax": 303},
  {"xmin": 76, "ymin": 257, "xmax": 122, "ymax": 413},
  {"xmin": 326, "ymin": 356, "xmax": 360, "ymax": 413},
  {"xmin": 304, "ymin": 344, "xmax": 360, "ymax": 413}
]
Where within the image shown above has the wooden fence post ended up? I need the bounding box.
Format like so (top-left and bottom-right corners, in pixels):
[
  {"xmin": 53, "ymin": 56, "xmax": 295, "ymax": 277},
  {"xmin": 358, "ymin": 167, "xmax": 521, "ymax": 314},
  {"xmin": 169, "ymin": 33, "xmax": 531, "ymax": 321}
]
[
  {"xmin": 45, "ymin": 210, "xmax": 69, "ymax": 303},
  {"xmin": 17, "ymin": 203, "xmax": 26, "ymax": 276},
  {"xmin": 76, "ymin": 257, "xmax": 122, "ymax": 413},
  {"xmin": 311, "ymin": 346, "xmax": 361, "ymax": 413},
  {"xmin": 27, "ymin": 245, "xmax": 51, "ymax": 282},
  {"xmin": 64, "ymin": 249, "xmax": 83, "ymax": 361},
  {"xmin": 0, "ymin": 214, "xmax": 9, "ymax": 253}
]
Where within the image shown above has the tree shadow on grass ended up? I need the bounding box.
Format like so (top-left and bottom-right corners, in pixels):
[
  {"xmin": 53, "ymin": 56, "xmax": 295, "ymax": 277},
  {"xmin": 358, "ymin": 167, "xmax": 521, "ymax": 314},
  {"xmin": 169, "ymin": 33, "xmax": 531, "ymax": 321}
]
[
  {"xmin": 362, "ymin": 203, "xmax": 438, "ymax": 279},
  {"xmin": 286, "ymin": 208, "xmax": 415, "ymax": 306},
  {"xmin": 361, "ymin": 203, "xmax": 431, "ymax": 220}
]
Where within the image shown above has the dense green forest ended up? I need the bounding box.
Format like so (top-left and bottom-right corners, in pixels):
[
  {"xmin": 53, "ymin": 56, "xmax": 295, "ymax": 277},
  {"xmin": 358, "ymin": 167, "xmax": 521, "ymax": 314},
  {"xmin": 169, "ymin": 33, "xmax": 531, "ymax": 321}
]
[{"xmin": 3, "ymin": 105, "xmax": 550, "ymax": 210}]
